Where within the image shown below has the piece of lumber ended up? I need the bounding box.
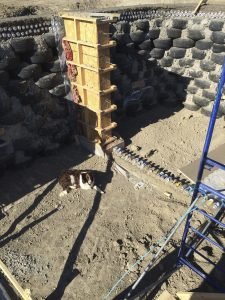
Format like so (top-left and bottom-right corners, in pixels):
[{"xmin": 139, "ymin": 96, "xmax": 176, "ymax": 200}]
[
  {"xmin": 177, "ymin": 292, "xmax": 225, "ymax": 300},
  {"xmin": 193, "ymin": 0, "xmax": 207, "ymax": 14},
  {"xmin": 158, "ymin": 290, "xmax": 177, "ymax": 300},
  {"xmin": 0, "ymin": 260, "xmax": 32, "ymax": 300}
]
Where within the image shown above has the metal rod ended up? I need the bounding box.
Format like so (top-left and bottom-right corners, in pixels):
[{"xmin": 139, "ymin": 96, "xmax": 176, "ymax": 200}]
[
  {"xmin": 180, "ymin": 257, "xmax": 225, "ymax": 293},
  {"xmin": 124, "ymin": 196, "xmax": 200, "ymax": 299},
  {"xmin": 190, "ymin": 226, "xmax": 225, "ymax": 252}
]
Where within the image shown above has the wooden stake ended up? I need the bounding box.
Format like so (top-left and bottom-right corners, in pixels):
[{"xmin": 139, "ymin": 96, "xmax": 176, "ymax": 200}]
[
  {"xmin": 177, "ymin": 292, "xmax": 225, "ymax": 300},
  {"xmin": 0, "ymin": 260, "xmax": 32, "ymax": 300}
]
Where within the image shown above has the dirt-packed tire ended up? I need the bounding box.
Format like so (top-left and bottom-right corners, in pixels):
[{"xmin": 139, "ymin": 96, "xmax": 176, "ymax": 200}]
[
  {"xmin": 211, "ymin": 31, "xmax": 225, "ymax": 44},
  {"xmin": 193, "ymin": 95, "xmax": 210, "ymax": 107},
  {"xmin": 211, "ymin": 53, "xmax": 224, "ymax": 65},
  {"xmin": 172, "ymin": 19, "xmax": 187, "ymax": 30},
  {"xmin": 209, "ymin": 72, "xmax": 220, "ymax": 83},
  {"xmin": 192, "ymin": 48, "xmax": 206, "ymax": 60},
  {"xmin": 153, "ymin": 38, "xmax": 172, "ymax": 50},
  {"xmin": 30, "ymin": 49, "xmax": 53, "ymax": 64},
  {"xmin": 137, "ymin": 49, "xmax": 148, "ymax": 56},
  {"xmin": 113, "ymin": 32, "xmax": 126, "ymax": 44},
  {"xmin": 201, "ymin": 102, "xmax": 223, "ymax": 118},
  {"xmin": 135, "ymin": 19, "xmax": 149, "ymax": 32},
  {"xmin": 189, "ymin": 69, "xmax": 203, "ymax": 78},
  {"xmin": 209, "ymin": 20, "xmax": 224, "ymax": 31},
  {"xmin": 173, "ymin": 38, "xmax": 195, "ymax": 49},
  {"xmin": 166, "ymin": 28, "xmax": 182, "ymax": 39},
  {"xmin": 146, "ymin": 28, "xmax": 160, "ymax": 39},
  {"xmin": 130, "ymin": 30, "xmax": 146, "ymax": 43},
  {"xmin": 150, "ymin": 48, "xmax": 165, "ymax": 59},
  {"xmin": 187, "ymin": 29, "xmax": 205, "ymax": 41},
  {"xmin": 139, "ymin": 39, "xmax": 153, "ymax": 50},
  {"xmin": 43, "ymin": 33, "xmax": 56, "ymax": 48},
  {"xmin": 194, "ymin": 78, "xmax": 210, "ymax": 89},
  {"xmin": 49, "ymin": 84, "xmax": 66, "ymax": 97},
  {"xmin": 212, "ymin": 43, "xmax": 225, "ymax": 53},
  {"xmin": 200, "ymin": 60, "xmax": 216, "ymax": 72},
  {"xmin": 18, "ymin": 64, "xmax": 42, "ymax": 80},
  {"xmin": 0, "ymin": 87, "xmax": 11, "ymax": 115},
  {"xmin": 35, "ymin": 73, "xmax": 63, "ymax": 89},
  {"xmin": 169, "ymin": 47, "xmax": 186, "ymax": 58},
  {"xmin": 160, "ymin": 56, "xmax": 173, "ymax": 67},
  {"xmin": 179, "ymin": 58, "xmax": 194, "ymax": 67},
  {"xmin": 45, "ymin": 59, "xmax": 62, "ymax": 72},
  {"xmin": 195, "ymin": 39, "xmax": 213, "ymax": 50},
  {"xmin": 202, "ymin": 89, "xmax": 216, "ymax": 101},
  {"xmin": 183, "ymin": 97, "xmax": 200, "ymax": 111},
  {"xmin": 10, "ymin": 37, "xmax": 35, "ymax": 53},
  {"xmin": 0, "ymin": 70, "xmax": 9, "ymax": 86},
  {"xmin": 114, "ymin": 21, "xmax": 130, "ymax": 33},
  {"xmin": 187, "ymin": 84, "xmax": 198, "ymax": 94}
]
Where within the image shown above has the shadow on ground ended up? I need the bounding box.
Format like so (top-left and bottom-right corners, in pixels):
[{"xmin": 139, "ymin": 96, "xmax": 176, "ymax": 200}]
[
  {"xmin": 0, "ymin": 144, "xmax": 90, "ymax": 215},
  {"xmin": 46, "ymin": 158, "xmax": 114, "ymax": 300}
]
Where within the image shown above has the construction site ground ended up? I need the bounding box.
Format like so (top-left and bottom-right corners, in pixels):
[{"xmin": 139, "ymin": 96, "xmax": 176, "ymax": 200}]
[{"xmin": 1, "ymin": 106, "xmax": 225, "ymax": 300}]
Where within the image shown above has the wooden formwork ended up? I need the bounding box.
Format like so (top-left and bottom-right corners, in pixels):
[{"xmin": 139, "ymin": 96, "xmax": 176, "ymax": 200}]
[{"xmin": 61, "ymin": 12, "xmax": 119, "ymax": 146}]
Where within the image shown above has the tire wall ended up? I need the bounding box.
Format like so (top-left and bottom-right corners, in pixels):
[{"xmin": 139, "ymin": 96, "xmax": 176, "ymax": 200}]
[
  {"xmin": 110, "ymin": 13, "xmax": 225, "ymax": 116},
  {"xmin": 0, "ymin": 17, "xmax": 73, "ymax": 168}
]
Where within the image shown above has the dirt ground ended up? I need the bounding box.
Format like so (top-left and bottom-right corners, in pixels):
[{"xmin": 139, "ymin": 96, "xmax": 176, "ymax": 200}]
[
  {"xmin": 0, "ymin": 0, "xmax": 225, "ymax": 18},
  {"xmin": 1, "ymin": 106, "xmax": 225, "ymax": 300}
]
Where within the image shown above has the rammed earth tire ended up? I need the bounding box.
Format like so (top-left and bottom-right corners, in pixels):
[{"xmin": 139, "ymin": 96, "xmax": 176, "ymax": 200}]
[
  {"xmin": 146, "ymin": 28, "xmax": 160, "ymax": 39},
  {"xmin": 211, "ymin": 53, "xmax": 224, "ymax": 65},
  {"xmin": 169, "ymin": 47, "xmax": 186, "ymax": 58},
  {"xmin": 189, "ymin": 69, "xmax": 203, "ymax": 78},
  {"xmin": 166, "ymin": 28, "xmax": 182, "ymax": 39},
  {"xmin": 202, "ymin": 89, "xmax": 216, "ymax": 101},
  {"xmin": 200, "ymin": 60, "xmax": 216, "ymax": 72},
  {"xmin": 150, "ymin": 48, "xmax": 165, "ymax": 59},
  {"xmin": 18, "ymin": 64, "xmax": 42, "ymax": 80},
  {"xmin": 212, "ymin": 43, "xmax": 225, "ymax": 53},
  {"xmin": 209, "ymin": 20, "xmax": 224, "ymax": 31},
  {"xmin": 153, "ymin": 38, "xmax": 172, "ymax": 50},
  {"xmin": 160, "ymin": 56, "xmax": 173, "ymax": 67},
  {"xmin": 173, "ymin": 38, "xmax": 195, "ymax": 49},
  {"xmin": 192, "ymin": 48, "xmax": 206, "ymax": 60},
  {"xmin": 195, "ymin": 39, "xmax": 213, "ymax": 50},
  {"xmin": 193, "ymin": 95, "xmax": 210, "ymax": 107},
  {"xmin": 187, "ymin": 29, "xmax": 205, "ymax": 41},
  {"xmin": 211, "ymin": 32, "xmax": 225, "ymax": 44},
  {"xmin": 172, "ymin": 19, "xmax": 187, "ymax": 30},
  {"xmin": 43, "ymin": 33, "xmax": 56, "ymax": 48},
  {"xmin": 201, "ymin": 103, "xmax": 223, "ymax": 118},
  {"xmin": 135, "ymin": 19, "xmax": 149, "ymax": 32},
  {"xmin": 209, "ymin": 72, "xmax": 220, "ymax": 83},
  {"xmin": 194, "ymin": 78, "xmax": 211, "ymax": 89},
  {"xmin": 130, "ymin": 30, "xmax": 146, "ymax": 43},
  {"xmin": 138, "ymin": 39, "xmax": 153, "ymax": 50},
  {"xmin": 10, "ymin": 37, "xmax": 34, "ymax": 53}
]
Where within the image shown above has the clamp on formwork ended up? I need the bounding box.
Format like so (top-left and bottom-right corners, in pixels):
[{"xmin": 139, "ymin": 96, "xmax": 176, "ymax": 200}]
[{"xmin": 60, "ymin": 12, "xmax": 124, "ymax": 154}]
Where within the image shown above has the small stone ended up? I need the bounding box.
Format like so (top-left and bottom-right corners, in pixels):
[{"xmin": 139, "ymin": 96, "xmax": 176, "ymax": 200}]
[
  {"xmin": 130, "ymin": 144, "xmax": 141, "ymax": 152},
  {"xmin": 164, "ymin": 192, "xmax": 172, "ymax": 198}
]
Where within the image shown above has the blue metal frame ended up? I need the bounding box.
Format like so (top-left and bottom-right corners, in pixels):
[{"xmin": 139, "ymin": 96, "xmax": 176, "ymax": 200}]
[{"xmin": 178, "ymin": 59, "xmax": 225, "ymax": 292}]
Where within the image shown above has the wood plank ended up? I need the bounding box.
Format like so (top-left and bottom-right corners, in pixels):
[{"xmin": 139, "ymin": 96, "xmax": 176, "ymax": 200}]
[
  {"xmin": 177, "ymin": 291, "xmax": 225, "ymax": 300},
  {"xmin": 157, "ymin": 290, "xmax": 177, "ymax": 300},
  {"xmin": 0, "ymin": 260, "xmax": 32, "ymax": 300}
]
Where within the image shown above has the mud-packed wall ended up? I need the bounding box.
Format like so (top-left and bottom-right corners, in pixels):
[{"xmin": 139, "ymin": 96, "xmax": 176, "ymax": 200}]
[
  {"xmin": 0, "ymin": 16, "xmax": 74, "ymax": 169},
  {"xmin": 110, "ymin": 9, "xmax": 225, "ymax": 117}
]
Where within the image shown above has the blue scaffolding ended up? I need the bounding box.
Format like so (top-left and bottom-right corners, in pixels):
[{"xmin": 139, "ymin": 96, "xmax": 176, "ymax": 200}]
[{"xmin": 178, "ymin": 59, "xmax": 225, "ymax": 293}]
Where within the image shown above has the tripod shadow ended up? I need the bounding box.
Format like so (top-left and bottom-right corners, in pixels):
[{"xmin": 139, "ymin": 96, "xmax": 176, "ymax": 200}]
[{"xmin": 46, "ymin": 158, "xmax": 114, "ymax": 300}]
